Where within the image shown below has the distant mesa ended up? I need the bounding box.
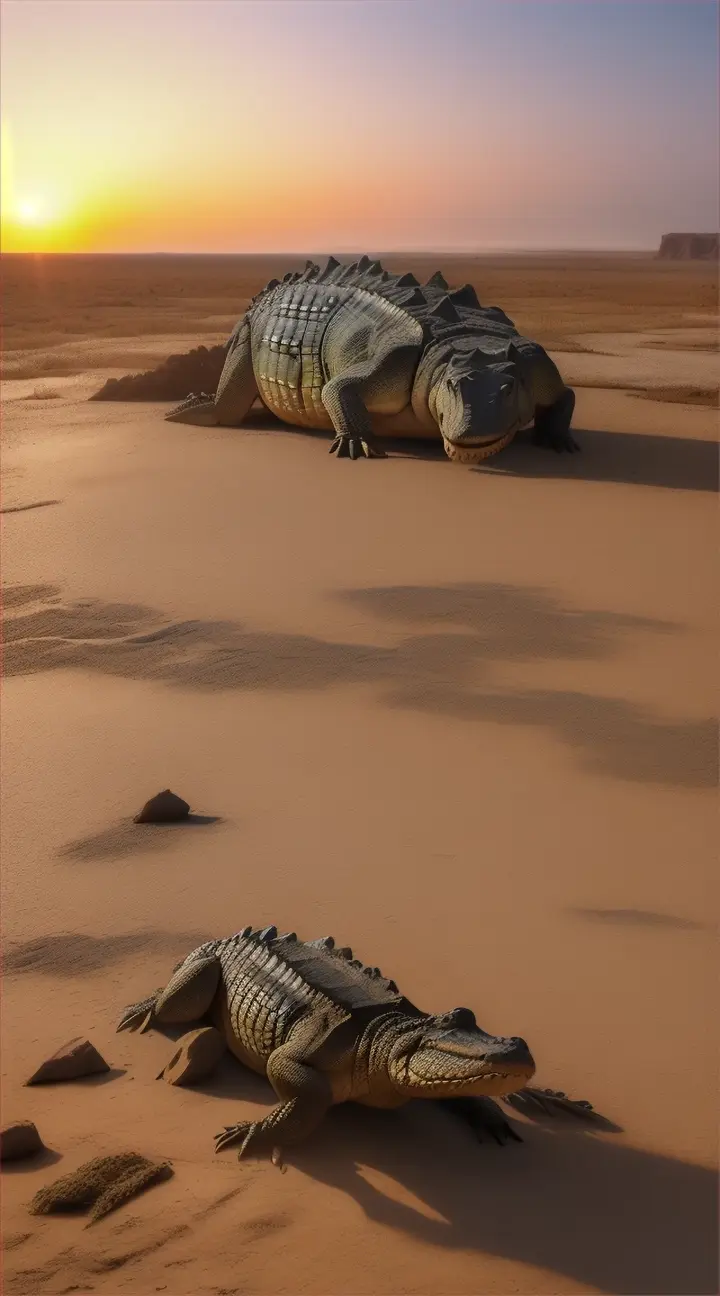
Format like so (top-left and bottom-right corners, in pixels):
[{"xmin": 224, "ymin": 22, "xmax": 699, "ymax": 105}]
[
  {"xmin": 90, "ymin": 343, "xmax": 226, "ymax": 401},
  {"xmin": 657, "ymin": 232, "xmax": 719, "ymax": 261}
]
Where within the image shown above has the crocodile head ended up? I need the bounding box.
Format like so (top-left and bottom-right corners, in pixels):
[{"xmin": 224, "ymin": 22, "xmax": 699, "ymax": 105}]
[
  {"xmin": 387, "ymin": 1007, "xmax": 535, "ymax": 1099},
  {"xmin": 432, "ymin": 351, "xmax": 534, "ymax": 456}
]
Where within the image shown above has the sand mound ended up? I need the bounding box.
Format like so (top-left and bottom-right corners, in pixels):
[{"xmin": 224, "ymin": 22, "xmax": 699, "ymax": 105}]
[
  {"xmin": 657, "ymin": 233, "xmax": 719, "ymax": 261},
  {"xmin": 90, "ymin": 343, "xmax": 227, "ymax": 401}
]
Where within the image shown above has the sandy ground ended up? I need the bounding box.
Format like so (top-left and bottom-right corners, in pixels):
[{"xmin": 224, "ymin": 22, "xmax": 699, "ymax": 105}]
[{"xmin": 1, "ymin": 255, "xmax": 718, "ymax": 1295}]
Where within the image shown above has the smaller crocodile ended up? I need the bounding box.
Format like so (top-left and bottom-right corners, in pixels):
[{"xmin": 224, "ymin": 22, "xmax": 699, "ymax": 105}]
[
  {"xmin": 164, "ymin": 256, "xmax": 579, "ymax": 464},
  {"xmin": 118, "ymin": 926, "xmax": 594, "ymax": 1159}
]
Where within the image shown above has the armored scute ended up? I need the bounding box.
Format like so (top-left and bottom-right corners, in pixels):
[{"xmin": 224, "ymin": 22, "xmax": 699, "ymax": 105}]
[{"xmin": 166, "ymin": 256, "xmax": 579, "ymax": 463}]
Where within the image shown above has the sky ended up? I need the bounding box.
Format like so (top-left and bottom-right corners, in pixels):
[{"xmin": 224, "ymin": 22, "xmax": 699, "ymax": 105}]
[{"xmin": 1, "ymin": 0, "xmax": 718, "ymax": 253}]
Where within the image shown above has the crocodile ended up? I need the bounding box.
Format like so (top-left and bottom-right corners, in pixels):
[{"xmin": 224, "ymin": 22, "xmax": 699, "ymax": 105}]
[
  {"xmin": 163, "ymin": 256, "xmax": 579, "ymax": 464},
  {"xmin": 117, "ymin": 925, "xmax": 594, "ymax": 1160}
]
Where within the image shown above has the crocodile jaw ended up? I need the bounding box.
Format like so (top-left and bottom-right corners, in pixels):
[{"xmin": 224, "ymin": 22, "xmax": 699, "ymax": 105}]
[{"xmin": 388, "ymin": 1027, "xmax": 536, "ymax": 1099}]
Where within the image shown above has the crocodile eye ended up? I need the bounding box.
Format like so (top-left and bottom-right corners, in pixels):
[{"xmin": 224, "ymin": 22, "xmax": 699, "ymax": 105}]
[
  {"xmin": 437, "ymin": 1007, "xmax": 476, "ymax": 1031},
  {"xmin": 449, "ymin": 1007, "xmax": 476, "ymax": 1030}
]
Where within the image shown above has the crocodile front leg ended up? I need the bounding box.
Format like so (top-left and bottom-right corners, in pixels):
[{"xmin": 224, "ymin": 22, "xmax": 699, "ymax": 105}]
[
  {"xmin": 117, "ymin": 954, "xmax": 221, "ymax": 1033},
  {"xmin": 215, "ymin": 1043, "xmax": 332, "ymax": 1159},
  {"xmin": 438, "ymin": 1096, "xmax": 523, "ymax": 1146},
  {"xmin": 322, "ymin": 342, "xmax": 418, "ymax": 460},
  {"xmin": 531, "ymin": 386, "xmax": 579, "ymax": 453}
]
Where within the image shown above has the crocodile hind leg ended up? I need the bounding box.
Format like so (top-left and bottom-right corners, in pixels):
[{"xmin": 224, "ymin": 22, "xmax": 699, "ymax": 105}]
[
  {"xmin": 322, "ymin": 341, "xmax": 419, "ymax": 460},
  {"xmin": 116, "ymin": 954, "xmax": 221, "ymax": 1033},
  {"xmin": 215, "ymin": 1042, "xmax": 332, "ymax": 1159},
  {"xmin": 166, "ymin": 318, "xmax": 258, "ymax": 427}
]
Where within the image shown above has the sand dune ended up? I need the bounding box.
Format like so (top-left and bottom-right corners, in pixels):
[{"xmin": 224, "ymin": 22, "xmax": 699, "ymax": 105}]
[{"xmin": 1, "ymin": 254, "xmax": 717, "ymax": 1295}]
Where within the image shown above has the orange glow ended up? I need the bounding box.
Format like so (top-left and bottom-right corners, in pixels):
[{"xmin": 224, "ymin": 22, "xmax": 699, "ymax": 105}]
[{"xmin": 1, "ymin": 1, "xmax": 716, "ymax": 253}]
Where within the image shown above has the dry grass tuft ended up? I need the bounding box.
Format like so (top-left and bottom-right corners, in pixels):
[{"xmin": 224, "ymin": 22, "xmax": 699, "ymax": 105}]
[
  {"xmin": 28, "ymin": 1153, "xmax": 173, "ymax": 1225},
  {"xmin": 28, "ymin": 386, "xmax": 63, "ymax": 400}
]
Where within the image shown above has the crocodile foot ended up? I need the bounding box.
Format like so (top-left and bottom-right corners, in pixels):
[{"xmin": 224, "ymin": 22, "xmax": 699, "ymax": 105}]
[
  {"xmin": 214, "ymin": 1120, "xmax": 285, "ymax": 1168},
  {"xmin": 329, "ymin": 433, "xmax": 387, "ymax": 460},
  {"xmin": 531, "ymin": 387, "xmax": 579, "ymax": 453},
  {"xmin": 116, "ymin": 992, "xmax": 162, "ymax": 1033},
  {"xmin": 503, "ymin": 1085, "xmax": 596, "ymax": 1120},
  {"xmin": 442, "ymin": 1095, "xmax": 524, "ymax": 1145}
]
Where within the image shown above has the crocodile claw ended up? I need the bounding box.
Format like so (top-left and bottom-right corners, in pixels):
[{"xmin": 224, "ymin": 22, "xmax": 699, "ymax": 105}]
[
  {"xmin": 503, "ymin": 1086, "xmax": 596, "ymax": 1120},
  {"xmin": 116, "ymin": 994, "xmax": 161, "ymax": 1032},
  {"xmin": 443, "ymin": 1095, "xmax": 523, "ymax": 1146},
  {"xmin": 214, "ymin": 1121, "xmax": 264, "ymax": 1156},
  {"xmin": 215, "ymin": 1121, "xmax": 287, "ymax": 1163},
  {"xmin": 329, "ymin": 434, "xmax": 387, "ymax": 460},
  {"xmin": 531, "ymin": 426, "xmax": 580, "ymax": 453},
  {"xmin": 467, "ymin": 1098, "xmax": 523, "ymax": 1145}
]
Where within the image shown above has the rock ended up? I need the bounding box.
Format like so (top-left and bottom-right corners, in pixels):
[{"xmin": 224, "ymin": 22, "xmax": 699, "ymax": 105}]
[
  {"xmin": 27, "ymin": 1038, "xmax": 111, "ymax": 1085},
  {"xmin": 657, "ymin": 232, "xmax": 719, "ymax": 261},
  {"xmin": 157, "ymin": 1026, "xmax": 226, "ymax": 1086},
  {"xmin": 1, "ymin": 1121, "xmax": 45, "ymax": 1162},
  {"xmin": 134, "ymin": 789, "xmax": 191, "ymax": 824}
]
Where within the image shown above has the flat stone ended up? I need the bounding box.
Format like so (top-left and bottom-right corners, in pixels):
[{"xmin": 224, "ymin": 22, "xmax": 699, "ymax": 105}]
[
  {"xmin": 1, "ymin": 1121, "xmax": 45, "ymax": 1162},
  {"xmin": 27, "ymin": 1038, "xmax": 111, "ymax": 1085},
  {"xmin": 134, "ymin": 790, "xmax": 190, "ymax": 824},
  {"xmin": 157, "ymin": 1026, "xmax": 226, "ymax": 1086}
]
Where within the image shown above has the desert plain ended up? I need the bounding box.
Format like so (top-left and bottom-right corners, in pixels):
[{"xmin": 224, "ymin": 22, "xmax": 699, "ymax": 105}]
[{"xmin": 1, "ymin": 251, "xmax": 718, "ymax": 1295}]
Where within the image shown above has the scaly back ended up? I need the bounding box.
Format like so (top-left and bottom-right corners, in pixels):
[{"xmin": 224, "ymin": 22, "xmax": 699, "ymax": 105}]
[
  {"xmin": 216, "ymin": 925, "xmax": 418, "ymax": 1018},
  {"xmin": 246, "ymin": 256, "xmax": 519, "ymax": 351}
]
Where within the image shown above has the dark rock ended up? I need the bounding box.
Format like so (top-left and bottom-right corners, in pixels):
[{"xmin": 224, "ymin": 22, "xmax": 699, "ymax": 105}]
[
  {"xmin": 1, "ymin": 1121, "xmax": 45, "ymax": 1162},
  {"xmin": 134, "ymin": 790, "xmax": 191, "ymax": 824},
  {"xmin": 89, "ymin": 343, "xmax": 228, "ymax": 401},
  {"xmin": 657, "ymin": 233, "xmax": 719, "ymax": 261},
  {"xmin": 27, "ymin": 1038, "xmax": 110, "ymax": 1085},
  {"xmin": 157, "ymin": 1026, "xmax": 226, "ymax": 1086}
]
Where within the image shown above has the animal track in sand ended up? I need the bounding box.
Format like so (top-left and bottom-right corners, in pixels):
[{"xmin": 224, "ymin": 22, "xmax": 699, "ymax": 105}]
[
  {"xmin": 571, "ymin": 906, "xmax": 707, "ymax": 930},
  {"xmin": 1, "ymin": 583, "xmax": 61, "ymax": 608},
  {"xmin": 0, "ymin": 499, "xmax": 61, "ymax": 514},
  {"xmin": 3, "ymin": 930, "xmax": 209, "ymax": 977},
  {"xmin": 2, "ymin": 582, "xmax": 715, "ymax": 789}
]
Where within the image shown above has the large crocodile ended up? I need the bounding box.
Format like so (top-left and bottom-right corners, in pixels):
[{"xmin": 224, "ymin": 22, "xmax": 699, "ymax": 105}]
[
  {"xmin": 118, "ymin": 925, "xmax": 594, "ymax": 1160},
  {"xmin": 163, "ymin": 256, "xmax": 579, "ymax": 464}
]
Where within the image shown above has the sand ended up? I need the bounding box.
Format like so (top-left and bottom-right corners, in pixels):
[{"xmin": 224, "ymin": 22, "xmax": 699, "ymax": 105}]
[{"xmin": 1, "ymin": 253, "xmax": 718, "ymax": 1295}]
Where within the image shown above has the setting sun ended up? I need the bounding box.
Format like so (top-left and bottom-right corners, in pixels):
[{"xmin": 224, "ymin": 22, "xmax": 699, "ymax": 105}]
[{"xmin": 16, "ymin": 197, "xmax": 46, "ymax": 226}]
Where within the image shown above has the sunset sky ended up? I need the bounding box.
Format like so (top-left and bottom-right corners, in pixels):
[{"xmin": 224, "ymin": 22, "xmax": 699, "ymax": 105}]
[{"xmin": 1, "ymin": 0, "xmax": 717, "ymax": 253}]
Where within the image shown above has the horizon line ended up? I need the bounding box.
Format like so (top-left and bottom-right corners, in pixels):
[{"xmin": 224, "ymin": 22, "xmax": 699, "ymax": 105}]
[{"xmin": 1, "ymin": 245, "xmax": 669, "ymax": 257}]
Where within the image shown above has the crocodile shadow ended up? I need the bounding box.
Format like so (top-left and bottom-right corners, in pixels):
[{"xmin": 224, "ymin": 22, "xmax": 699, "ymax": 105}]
[
  {"xmin": 291, "ymin": 1101, "xmax": 718, "ymax": 1296},
  {"xmin": 175, "ymin": 1065, "xmax": 716, "ymax": 1296},
  {"xmin": 474, "ymin": 426, "xmax": 719, "ymax": 493},
  {"xmin": 230, "ymin": 416, "xmax": 719, "ymax": 491}
]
